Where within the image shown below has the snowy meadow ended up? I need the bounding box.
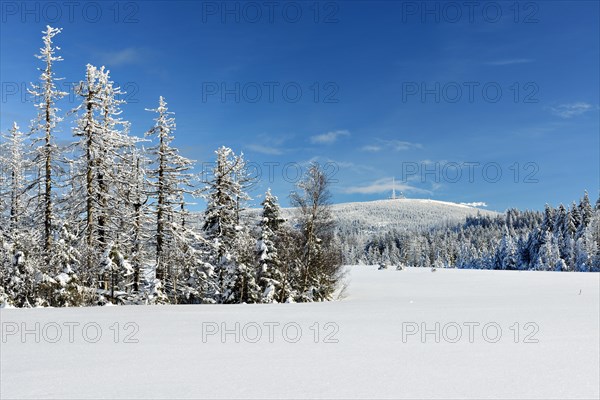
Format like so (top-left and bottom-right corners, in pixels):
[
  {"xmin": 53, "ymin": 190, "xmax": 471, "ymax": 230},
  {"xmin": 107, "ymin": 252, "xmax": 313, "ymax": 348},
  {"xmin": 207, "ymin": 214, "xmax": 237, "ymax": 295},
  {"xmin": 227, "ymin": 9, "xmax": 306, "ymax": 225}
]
[{"xmin": 2, "ymin": 266, "xmax": 599, "ymax": 399}]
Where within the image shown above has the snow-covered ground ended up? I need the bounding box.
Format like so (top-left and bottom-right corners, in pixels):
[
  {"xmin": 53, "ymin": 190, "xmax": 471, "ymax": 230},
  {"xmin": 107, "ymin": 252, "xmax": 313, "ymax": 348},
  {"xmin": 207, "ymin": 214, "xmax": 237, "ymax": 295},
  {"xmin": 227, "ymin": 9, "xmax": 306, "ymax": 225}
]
[{"xmin": 1, "ymin": 266, "xmax": 598, "ymax": 399}]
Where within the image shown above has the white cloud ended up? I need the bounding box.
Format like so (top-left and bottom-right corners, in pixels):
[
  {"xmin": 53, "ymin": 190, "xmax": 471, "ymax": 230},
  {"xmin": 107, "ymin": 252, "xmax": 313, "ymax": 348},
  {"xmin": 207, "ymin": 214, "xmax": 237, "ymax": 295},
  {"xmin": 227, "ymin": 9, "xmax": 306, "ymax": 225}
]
[
  {"xmin": 361, "ymin": 139, "xmax": 422, "ymax": 152},
  {"xmin": 485, "ymin": 59, "xmax": 533, "ymax": 66},
  {"xmin": 361, "ymin": 145, "xmax": 382, "ymax": 152},
  {"xmin": 460, "ymin": 202, "xmax": 488, "ymax": 208},
  {"xmin": 341, "ymin": 177, "xmax": 431, "ymax": 195},
  {"xmin": 325, "ymin": 159, "xmax": 379, "ymax": 174},
  {"xmin": 310, "ymin": 130, "xmax": 350, "ymax": 144},
  {"xmin": 551, "ymin": 102, "xmax": 594, "ymax": 118},
  {"xmin": 246, "ymin": 144, "xmax": 283, "ymax": 155},
  {"xmin": 96, "ymin": 48, "xmax": 144, "ymax": 66},
  {"xmin": 390, "ymin": 140, "xmax": 422, "ymax": 151},
  {"xmin": 246, "ymin": 133, "xmax": 295, "ymax": 155}
]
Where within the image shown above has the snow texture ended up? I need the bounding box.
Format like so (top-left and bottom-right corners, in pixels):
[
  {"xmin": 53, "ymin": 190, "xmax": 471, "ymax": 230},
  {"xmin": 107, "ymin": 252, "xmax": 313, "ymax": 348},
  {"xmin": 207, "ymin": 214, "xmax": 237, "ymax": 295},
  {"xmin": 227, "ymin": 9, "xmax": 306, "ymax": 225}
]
[{"xmin": 1, "ymin": 266, "xmax": 598, "ymax": 399}]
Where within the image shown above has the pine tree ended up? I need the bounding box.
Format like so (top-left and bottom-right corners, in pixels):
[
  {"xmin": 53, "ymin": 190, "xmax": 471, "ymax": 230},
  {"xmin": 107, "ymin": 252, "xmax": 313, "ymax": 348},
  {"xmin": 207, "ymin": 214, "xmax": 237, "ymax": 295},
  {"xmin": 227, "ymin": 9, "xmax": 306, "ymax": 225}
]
[
  {"xmin": 70, "ymin": 64, "xmax": 104, "ymax": 278},
  {"xmin": 588, "ymin": 210, "xmax": 600, "ymax": 272},
  {"xmin": 498, "ymin": 228, "xmax": 518, "ymax": 270},
  {"xmin": 534, "ymin": 231, "xmax": 560, "ymax": 271},
  {"xmin": 28, "ymin": 26, "xmax": 67, "ymax": 267},
  {"xmin": 125, "ymin": 151, "xmax": 152, "ymax": 293},
  {"xmin": 145, "ymin": 96, "xmax": 195, "ymax": 293},
  {"xmin": 69, "ymin": 65, "xmax": 136, "ymax": 297},
  {"xmin": 542, "ymin": 204, "xmax": 555, "ymax": 232},
  {"xmin": 256, "ymin": 189, "xmax": 286, "ymax": 303},
  {"xmin": 1, "ymin": 123, "xmax": 27, "ymax": 236},
  {"xmin": 577, "ymin": 191, "xmax": 593, "ymax": 238},
  {"xmin": 564, "ymin": 208, "xmax": 577, "ymax": 236},
  {"xmin": 94, "ymin": 67, "xmax": 137, "ymax": 252},
  {"xmin": 523, "ymin": 228, "xmax": 541, "ymax": 269},
  {"xmin": 231, "ymin": 226, "xmax": 261, "ymax": 303},
  {"xmin": 50, "ymin": 223, "xmax": 84, "ymax": 306},
  {"xmin": 575, "ymin": 236, "xmax": 590, "ymax": 272},
  {"xmin": 570, "ymin": 201, "xmax": 582, "ymax": 230},
  {"xmin": 201, "ymin": 147, "xmax": 255, "ymax": 303},
  {"xmin": 553, "ymin": 204, "xmax": 566, "ymax": 236},
  {"xmin": 2, "ymin": 245, "xmax": 37, "ymax": 307}
]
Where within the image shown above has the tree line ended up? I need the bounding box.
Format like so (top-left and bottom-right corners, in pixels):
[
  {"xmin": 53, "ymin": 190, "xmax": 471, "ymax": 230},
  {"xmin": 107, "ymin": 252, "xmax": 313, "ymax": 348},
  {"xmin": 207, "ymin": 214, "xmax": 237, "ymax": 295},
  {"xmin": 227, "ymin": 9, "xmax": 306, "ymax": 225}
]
[
  {"xmin": 343, "ymin": 192, "xmax": 600, "ymax": 272},
  {"xmin": 0, "ymin": 26, "xmax": 343, "ymax": 307}
]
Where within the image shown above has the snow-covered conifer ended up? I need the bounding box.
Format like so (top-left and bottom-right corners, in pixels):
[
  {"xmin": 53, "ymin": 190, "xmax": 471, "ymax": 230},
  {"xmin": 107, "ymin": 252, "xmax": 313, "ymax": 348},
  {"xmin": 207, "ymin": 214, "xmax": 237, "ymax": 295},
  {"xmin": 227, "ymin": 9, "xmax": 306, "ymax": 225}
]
[
  {"xmin": 202, "ymin": 147, "xmax": 256, "ymax": 303},
  {"xmin": 145, "ymin": 97, "xmax": 196, "ymax": 298},
  {"xmin": 256, "ymin": 189, "xmax": 286, "ymax": 302},
  {"xmin": 28, "ymin": 26, "xmax": 67, "ymax": 265}
]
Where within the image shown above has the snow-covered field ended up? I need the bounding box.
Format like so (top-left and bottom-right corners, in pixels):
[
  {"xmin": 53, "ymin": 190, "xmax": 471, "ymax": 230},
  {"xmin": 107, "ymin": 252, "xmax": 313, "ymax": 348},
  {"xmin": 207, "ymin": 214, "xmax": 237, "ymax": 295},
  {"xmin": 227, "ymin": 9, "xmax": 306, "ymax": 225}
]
[{"xmin": 1, "ymin": 266, "xmax": 598, "ymax": 399}]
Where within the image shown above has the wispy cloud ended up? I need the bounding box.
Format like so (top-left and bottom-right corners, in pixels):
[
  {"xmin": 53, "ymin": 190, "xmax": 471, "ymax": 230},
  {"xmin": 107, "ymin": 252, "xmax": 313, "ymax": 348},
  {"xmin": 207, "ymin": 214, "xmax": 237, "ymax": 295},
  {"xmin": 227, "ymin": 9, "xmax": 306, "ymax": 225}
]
[
  {"xmin": 361, "ymin": 139, "xmax": 422, "ymax": 152},
  {"xmin": 96, "ymin": 47, "xmax": 145, "ymax": 66},
  {"xmin": 310, "ymin": 130, "xmax": 350, "ymax": 144},
  {"xmin": 245, "ymin": 133, "xmax": 294, "ymax": 155},
  {"xmin": 246, "ymin": 144, "xmax": 284, "ymax": 155},
  {"xmin": 460, "ymin": 202, "xmax": 488, "ymax": 208},
  {"xmin": 325, "ymin": 159, "xmax": 379, "ymax": 174},
  {"xmin": 485, "ymin": 59, "xmax": 533, "ymax": 66},
  {"xmin": 550, "ymin": 102, "xmax": 595, "ymax": 118},
  {"xmin": 341, "ymin": 177, "xmax": 431, "ymax": 195},
  {"xmin": 361, "ymin": 145, "xmax": 382, "ymax": 152}
]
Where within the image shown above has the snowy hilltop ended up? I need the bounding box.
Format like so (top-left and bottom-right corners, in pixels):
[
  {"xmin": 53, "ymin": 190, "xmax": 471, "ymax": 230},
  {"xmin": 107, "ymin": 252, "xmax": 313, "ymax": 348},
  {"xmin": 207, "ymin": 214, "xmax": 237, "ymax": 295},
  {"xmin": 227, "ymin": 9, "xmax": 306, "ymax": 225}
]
[
  {"xmin": 243, "ymin": 198, "xmax": 496, "ymax": 234},
  {"xmin": 314, "ymin": 198, "xmax": 497, "ymax": 233}
]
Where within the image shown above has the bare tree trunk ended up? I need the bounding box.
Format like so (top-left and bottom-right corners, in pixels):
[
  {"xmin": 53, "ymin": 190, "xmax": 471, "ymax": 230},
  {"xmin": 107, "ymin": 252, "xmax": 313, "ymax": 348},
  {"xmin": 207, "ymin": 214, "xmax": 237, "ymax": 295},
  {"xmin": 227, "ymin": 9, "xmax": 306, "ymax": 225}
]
[
  {"xmin": 133, "ymin": 201, "xmax": 141, "ymax": 292},
  {"xmin": 98, "ymin": 107, "xmax": 111, "ymax": 254},
  {"xmin": 10, "ymin": 170, "xmax": 18, "ymax": 233},
  {"xmin": 155, "ymin": 127, "xmax": 166, "ymax": 281},
  {"xmin": 98, "ymin": 169, "xmax": 107, "ymax": 250},
  {"xmin": 43, "ymin": 101, "xmax": 52, "ymax": 266}
]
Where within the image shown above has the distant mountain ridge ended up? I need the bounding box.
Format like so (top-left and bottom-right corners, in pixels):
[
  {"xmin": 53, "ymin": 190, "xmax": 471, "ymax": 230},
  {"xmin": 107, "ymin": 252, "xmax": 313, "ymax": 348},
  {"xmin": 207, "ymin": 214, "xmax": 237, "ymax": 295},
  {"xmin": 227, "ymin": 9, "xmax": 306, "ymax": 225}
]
[
  {"xmin": 323, "ymin": 198, "xmax": 498, "ymax": 233},
  {"xmin": 314, "ymin": 199, "xmax": 498, "ymax": 232},
  {"xmin": 237, "ymin": 198, "xmax": 499, "ymax": 234}
]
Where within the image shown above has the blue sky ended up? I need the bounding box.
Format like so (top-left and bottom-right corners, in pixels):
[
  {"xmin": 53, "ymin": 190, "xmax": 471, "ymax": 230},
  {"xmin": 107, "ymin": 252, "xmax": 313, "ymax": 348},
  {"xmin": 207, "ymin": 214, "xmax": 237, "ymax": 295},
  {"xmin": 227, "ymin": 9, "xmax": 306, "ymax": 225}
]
[{"xmin": 1, "ymin": 0, "xmax": 598, "ymax": 211}]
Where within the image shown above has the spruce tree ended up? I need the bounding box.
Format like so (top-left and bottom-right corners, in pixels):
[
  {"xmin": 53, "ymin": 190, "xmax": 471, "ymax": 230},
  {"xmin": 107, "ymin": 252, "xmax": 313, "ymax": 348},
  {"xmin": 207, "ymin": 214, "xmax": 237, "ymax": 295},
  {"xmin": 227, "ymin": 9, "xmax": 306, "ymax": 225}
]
[
  {"xmin": 145, "ymin": 96, "xmax": 195, "ymax": 291},
  {"xmin": 256, "ymin": 189, "xmax": 286, "ymax": 303},
  {"xmin": 202, "ymin": 147, "xmax": 255, "ymax": 303},
  {"xmin": 28, "ymin": 26, "xmax": 67, "ymax": 267}
]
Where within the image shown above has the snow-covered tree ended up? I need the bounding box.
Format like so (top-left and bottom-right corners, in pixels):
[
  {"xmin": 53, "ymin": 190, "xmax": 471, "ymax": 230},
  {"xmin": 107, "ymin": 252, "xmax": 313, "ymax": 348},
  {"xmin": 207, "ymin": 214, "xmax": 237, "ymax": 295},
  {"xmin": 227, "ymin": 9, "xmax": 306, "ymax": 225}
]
[
  {"xmin": 256, "ymin": 189, "xmax": 286, "ymax": 303},
  {"xmin": 570, "ymin": 201, "xmax": 582, "ymax": 231},
  {"xmin": 70, "ymin": 64, "xmax": 103, "ymax": 273},
  {"xmin": 69, "ymin": 64, "xmax": 138, "ymax": 294},
  {"xmin": 542, "ymin": 204, "xmax": 555, "ymax": 232},
  {"xmin": 124, "ymin": 151, "xmax": 152, "ymax": 293},
  {"xmin": 145, "ymin": 96, "xmax": 196, "ymax": 298},
  {"xmin": 577, "ymin": 191, "xmax": 593, "ymax": 238},
  {"xmin": 49, "ymin": 223, "xmax": 84, "ymax": 306},
  {"xmin": 290, "ymin": 163, "xmax": 343, "ymax": 302},
  {"xmin": 498, "ymin": 228, "xmax": 518, "ymax": 270},
  {"xmin": 1, "ymin": 123, "xmax": 27, "ymax": 236},
  {"xmin": 534, "ymin": 231, "xmax": 560, "ymax": 271},
  {"xmin": 28, "ymin": 26, "xmax": 67, "ymax": 266},
  {"xmin": 202, "ymin": 146, "xmax": 257, "ymax": 303}
]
